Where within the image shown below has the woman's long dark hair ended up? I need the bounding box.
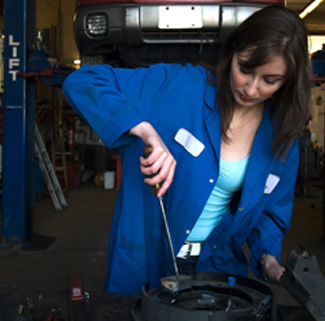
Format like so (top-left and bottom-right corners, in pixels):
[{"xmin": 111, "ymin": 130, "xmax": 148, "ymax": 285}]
[{"xmin": 216, "ymin": 5, "xmax": 312, "ymax": 159}]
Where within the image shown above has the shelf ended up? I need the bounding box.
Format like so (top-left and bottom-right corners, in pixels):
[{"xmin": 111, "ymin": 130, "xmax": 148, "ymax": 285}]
[{"xmin": 314, "ymin": 77, "xmax": 325, "ymax": 82}]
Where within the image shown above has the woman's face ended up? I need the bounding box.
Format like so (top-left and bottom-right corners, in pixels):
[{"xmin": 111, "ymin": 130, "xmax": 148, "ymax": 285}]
[{"xmin": 229, "ymin": 51, "xmax": 287, "ymax": 108}]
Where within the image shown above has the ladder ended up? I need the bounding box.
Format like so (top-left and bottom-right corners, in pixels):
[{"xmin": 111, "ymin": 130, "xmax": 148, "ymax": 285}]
[{"xmin": 35, "ymin": 125, "xmax": 68, "ymax": 211}]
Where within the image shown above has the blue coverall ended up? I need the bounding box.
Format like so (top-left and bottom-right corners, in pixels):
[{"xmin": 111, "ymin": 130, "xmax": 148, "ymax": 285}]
[{"xmin": 62, "ymin": 63, "xmax": 299, "ymax": 294}]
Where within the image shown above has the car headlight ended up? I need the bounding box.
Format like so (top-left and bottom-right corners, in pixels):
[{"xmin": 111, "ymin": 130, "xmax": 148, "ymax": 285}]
[{"xmin": 86, "ymin": 14, "xmax": 108, "ymax": 36}]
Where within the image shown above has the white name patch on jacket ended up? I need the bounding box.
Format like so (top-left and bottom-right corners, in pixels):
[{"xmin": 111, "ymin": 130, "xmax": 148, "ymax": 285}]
[
  {"xmin": 264, "ymin": 174, "xmax": 280, "ymax": 194},
  {"xmin": 174, "ymin": 128, "xmax": 205, "ymax": 157}
]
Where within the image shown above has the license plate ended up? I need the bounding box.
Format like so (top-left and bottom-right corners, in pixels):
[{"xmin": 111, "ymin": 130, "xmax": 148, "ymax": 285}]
[{"xmin": 158, "ymin": 6, "xmax": 203, "ymax": 29}]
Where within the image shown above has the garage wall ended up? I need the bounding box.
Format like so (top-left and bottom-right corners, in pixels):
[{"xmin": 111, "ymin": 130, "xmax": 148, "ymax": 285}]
[
  {"xmin": 310, "ymin": 84, "xmax": 325, "ymax": 149},
  {"xmin": 36, "ymin": 0, "xmax": 78, "ymax": 67},
  {"xmin": 59, "ymin": 1, "xmax": 79, "ymax": 67},
  {"xmin": 37, "ymin": 0, "xmax": 60, "ymax": 30},
  {"xmin": 34, "ymin": 0, "xmax": 78, "ymax": 104}
]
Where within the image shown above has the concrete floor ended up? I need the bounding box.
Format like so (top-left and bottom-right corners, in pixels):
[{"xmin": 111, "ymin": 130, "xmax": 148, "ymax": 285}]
[
  {"xmin": 0, "ymin": 182, "xmax": 324, "ymax": 317},
  {"xmin": 0, "ymin": 183, "xmax": 117, "ymax": 293}
]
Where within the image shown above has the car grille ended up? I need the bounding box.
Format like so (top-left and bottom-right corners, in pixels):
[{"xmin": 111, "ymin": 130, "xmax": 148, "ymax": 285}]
[{"xmin": 141, "ymin": 29, "xmax": 219, "ymax": 43}]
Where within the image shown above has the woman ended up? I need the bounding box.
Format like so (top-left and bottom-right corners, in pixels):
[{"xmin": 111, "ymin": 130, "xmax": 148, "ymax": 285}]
[{"xmin": 62, "ymin": 5, "xmax": 312, "ymax": 294}]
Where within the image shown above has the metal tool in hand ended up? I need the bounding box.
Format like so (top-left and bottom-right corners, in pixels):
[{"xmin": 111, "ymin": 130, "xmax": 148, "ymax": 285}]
[{"xmin": 143, "ymin": 146, "xmax": 179, "ymax": 279}]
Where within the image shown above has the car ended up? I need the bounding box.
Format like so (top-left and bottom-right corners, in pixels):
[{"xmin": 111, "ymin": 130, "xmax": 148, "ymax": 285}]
[{"xmin": 73, "ymin": 0, "xmax": 283, "ymax": 66}]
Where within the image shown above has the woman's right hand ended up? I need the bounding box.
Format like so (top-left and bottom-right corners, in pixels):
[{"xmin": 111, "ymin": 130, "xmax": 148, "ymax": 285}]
[{"xmin": 129, "ymin": 122, "xmax": 177, "ymax": 197}]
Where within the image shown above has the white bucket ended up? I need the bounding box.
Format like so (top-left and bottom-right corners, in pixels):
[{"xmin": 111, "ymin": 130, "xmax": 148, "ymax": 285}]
[{"xmin": 104, "ymin": 171, "xmax": 115, "ymax": 189}]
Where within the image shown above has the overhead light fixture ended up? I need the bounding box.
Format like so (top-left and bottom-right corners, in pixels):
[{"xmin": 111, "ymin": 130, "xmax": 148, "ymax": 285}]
[
  {"xmin": 299, "ymin": 0, "xmax": 324, "ymax": 19},
  {"xmin": 73, "ymin": 59, "xmax": 81, "ymax": 65}
]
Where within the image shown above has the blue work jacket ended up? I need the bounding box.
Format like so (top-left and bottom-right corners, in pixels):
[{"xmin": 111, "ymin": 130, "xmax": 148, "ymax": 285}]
[{"xmin": 62, "ymin": 63, "xmax": 299, "ymax": 294}]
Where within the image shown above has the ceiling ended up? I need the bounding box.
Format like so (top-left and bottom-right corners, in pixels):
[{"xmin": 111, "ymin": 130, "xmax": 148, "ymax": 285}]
[
  {"xmin": 0, "ymin": 0, "xmax": 323, "ymax": 35},
  {"xmin": 286, "ymin": 0, "xmax": 325, "ymax": 35}
]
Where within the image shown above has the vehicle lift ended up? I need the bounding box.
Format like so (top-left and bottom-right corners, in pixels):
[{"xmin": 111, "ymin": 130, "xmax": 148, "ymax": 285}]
[
  {"xmin": 1, "ymin": 0, "xmax": 70, "ymax": 246},
  {"xmin": 1, "ymin": 0, "xmax": 36, "ymax": 245}
]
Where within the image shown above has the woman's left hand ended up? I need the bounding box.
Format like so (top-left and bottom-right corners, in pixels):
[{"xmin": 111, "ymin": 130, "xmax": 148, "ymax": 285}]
[{"xmin": 262, "ymin": 255, "xmax": 285, "ymax": 285}]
